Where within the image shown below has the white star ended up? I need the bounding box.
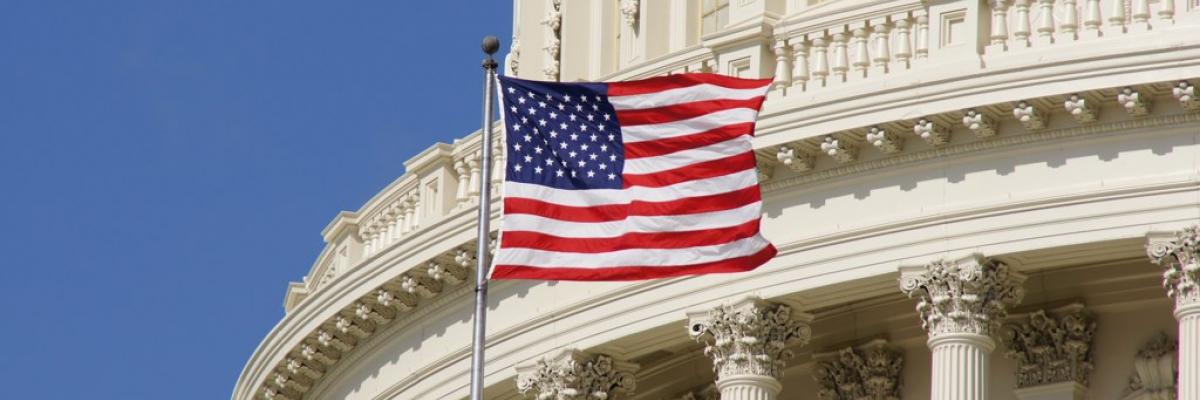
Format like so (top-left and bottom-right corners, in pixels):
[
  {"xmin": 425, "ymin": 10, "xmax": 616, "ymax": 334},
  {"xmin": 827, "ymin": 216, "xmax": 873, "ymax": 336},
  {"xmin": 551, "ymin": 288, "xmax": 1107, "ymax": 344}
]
[
  {"xmin": 608, "ymin": 173, "xmax": 616, "ymax": 180},
  {"xmin": 509, "ymin": 106, "xmax": 517, "ymax": 113},
  {"xmin": 603, "ymin": 113, "xmax": 611, "ymax": 121},
  {"xmin": 580, "ymin": 144, "xmax": 589, "ymax": 151},
  {"xmin": 527, "ymin": 107, "xmax": 536, "ymax": 115},
  {"xmin": 520, "ymin": 116, "xmax": 528, "ymax": 123},
  {"xmin": 570, "ymin": 133, "xmax": 579, "ymax": 141},
  {"xmin": 590, "ymin": 134, "xmax": 598, "ymax": 142},
  {"xmin": 592, "ymin": 104, "xmax": 599, "ymax": 111},
  {"xmin": 513, "ymin": 143, "xmax": 522, "ymax": 151},
  {"xmin": 587, "ymin": 170, "xmax": 595, "ymax": 177},
  {"xmin": 607, "ymin": 134, "xmax": 615, "ymax": 141},
  {"xmin": 527, "ymin": 91, "xmax": 536, "ymax": 98},
  {"xmin": 546, "ymin": 93, "xmax": 554, "ymax": 100},
  {"xmin": 518, "ymin": 97, "xmax": 526, "ymax": 104},
  {"xmin": 549, "ymin": 130, "xmax": 558, "ymax": 138},
  {"xmin": 538, "ymin": 119, "xmax": 546, "ymax": 127},
  {"xmin": 580, "ymin": 96, "xmax": 588, "ymax": 102},
  {"xmin": 597, "ymin": 124, "xmax": 605, "ymax": 131},
  {"xmin": 568, "ymin": 150, "xmax": 577, "ymax": 158},
  {"xmin": 599, "ymin": 163, "xmax": 607, "ymax": 170},
  {"xmin": 560, "ymin": 123, "xmax": 568, "ymax": 130},
  {"xmin": 577, "ymin": 160, "xmax": 587, "ymax": 167},
  {"xmin": 523, "ymin": 134, "xmax": 532, "ymax": 142},
  {"xmin": 587, "ymin": 114, "xmax": 594, "ymax": 121},
  {"xmin": 569, "ymin": 114, "xmax": 577, "ymax": 121},
  {"xmin": 595, "ymin": 96, "xmax": 602, "ymax": 102},
  {"xmin": 534, "ymin": 146, "xmax": 544, "ymax": 154},
  {"xmin": 523, "ymin": 155, "xmax": 533, "ymax": 163},
  {"xmin": 556, "ymin": 169, "xmax": 564, "ymax": 177},
  {"xmin": 563, "ymin": 94, "xmax": 572, "ymax": 102},
  {"xmin": 514, "ymin": 164, "xmax": 522, "ymax": 172},
  {"xmin": 560, "ymin": 142, "xmax": 568, "ymax": 149},
  {"xmin": 545, "ymin": 158, "xmax": 554, "ymax": 166},
  {"xmin": 534, "ymin": 166, "xmax": 543, "ymax": 174},
  {"xmin": 575, "ymin": 104, "xmax": 584, "ymax": 111},
  {"xmin": 579, "ymin": 124, "xmax": 588, "ymax": 132},
  {"xmin": 600, "ymin": 144, "xmax": 608, "ymax": 152},
  {"xmin": 609, "ymin": 154, "xmax": 617, "ymax": 161},
  {"xmin": 507, "ymin": 87, "xmax": 515, "ymax": 94},
  {"xmin": 589, "ymin": 153, "xmax": 598, "ymax": 160},
  {"xmin": 549, "ymin": 112, "xmax": 558, "ymax": 119},
  {"xmin": 557, "ymin": 103, "xmax": 565, "ymax": 111},
  {"xmin": 512, "ymin": 123, "xmax": 520, "ymax": 131},
  {"xmin": 538, "ymin": 101, "xmax": 547, "ymax": 108},
  {"xmin": 571, "ymin": 170, "xmax": 577, "ymax": 177}
]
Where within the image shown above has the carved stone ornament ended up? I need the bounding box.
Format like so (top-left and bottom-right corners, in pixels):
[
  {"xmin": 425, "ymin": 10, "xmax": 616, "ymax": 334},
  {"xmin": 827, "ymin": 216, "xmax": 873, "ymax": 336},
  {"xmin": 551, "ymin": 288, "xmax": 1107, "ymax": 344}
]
[
  {"xmin": 1012, "ymin": 101, "xmax": 1046, "ymax": 130},
  {"xmin": 1126, "ymin": 332, "xmax": 1178, "ymax": 399},
  {"xmin": 866, "ymin": 126, "xmax": 904, "ymax": 154},
  {"xmin": 620, "ymin": 0, "xmax": 639, "ymax": 27},
  {"xmin": 912, "ymin": 118, "xmax": 949, "ymax": 146},
  {"xmin": 1001, "ymin": 304, "xmax": 1097, "ymax": 388},
  {"xmin": 813, "ymin": 340, "xmax": 903, "ymax": 400},
  {"xmin": 689, "ymin": 297, "xmax": 814, "ymax": 380},
  {"xmin": 516, "ymin": 350, "xmax": 637, "ymax": 400},
  {"xmin": 1147, "ymin": 225, "xmax": 1200, "ymax": 308},
  {"xmin": 541, "ymin": 0, "xmax": 562, "ymax": 80},
  {"xmin": 899, "ymin": 254, "xmax": 1026, "ymax": 338},
  {"xmin": 776, "ymin": 144, "xmax": 815, "ymax": 172},
  {"xmin": 1064, "ymin": 94, "xmax": 1097, "ymax": 123},
  {"xmin": 507, "ymin": 37, "xmax": 521, "ymax": 76},
  {"xmin": 677, "ymin": 383, "xmax": 720, "ymax": 400},
  {"xmin": 962, "ymin": 109, "xmax": 997, "ymax": 137},
  {"xmin": 1118, "ymin": 87, "xmax": 1151, "ymax": 117},
  {"xmin": 1173, "ymin": 80, "xmax": 1200, "ymax": 111},
  {"xmin": 820, "ymin": 136, "xmax": 857, "ymax": 163}
]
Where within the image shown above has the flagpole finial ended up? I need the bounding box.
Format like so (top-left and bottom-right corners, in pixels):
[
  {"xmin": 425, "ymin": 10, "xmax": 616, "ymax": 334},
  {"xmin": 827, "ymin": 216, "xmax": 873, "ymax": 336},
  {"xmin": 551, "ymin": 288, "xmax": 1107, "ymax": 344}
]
[{"xmin": 482, "ymin": 36, "xmax": 500, "ymax": 55}]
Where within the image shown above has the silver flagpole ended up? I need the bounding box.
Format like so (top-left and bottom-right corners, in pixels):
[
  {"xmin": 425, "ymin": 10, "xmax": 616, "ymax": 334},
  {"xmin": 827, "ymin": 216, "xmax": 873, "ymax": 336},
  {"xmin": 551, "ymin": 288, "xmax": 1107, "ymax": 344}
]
[{"xmin": 469, "ymin": 35, "xmax": 500, "ymax": 400}]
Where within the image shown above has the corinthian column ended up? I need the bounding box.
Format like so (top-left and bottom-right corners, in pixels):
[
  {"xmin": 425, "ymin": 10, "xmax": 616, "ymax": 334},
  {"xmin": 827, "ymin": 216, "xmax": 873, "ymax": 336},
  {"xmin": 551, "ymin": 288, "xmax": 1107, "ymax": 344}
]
[
  {"xmin": 516, "ymin": 349, "xmax": 638, "ymax": 400},
  {"xmin": 900, "ymin": 254, "xmax": 1026, "ymax": 400},
  {"xmin": 688, "ymin": 297, "xmax": 813, "ymax": 400},
  {"xmin": 1147, "ymin": 225, "xmax": 1200, "ymax": 400}
]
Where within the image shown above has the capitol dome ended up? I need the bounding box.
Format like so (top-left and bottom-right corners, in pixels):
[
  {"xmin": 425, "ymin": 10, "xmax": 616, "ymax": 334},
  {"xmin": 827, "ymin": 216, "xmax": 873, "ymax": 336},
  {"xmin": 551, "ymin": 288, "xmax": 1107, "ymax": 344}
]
[{"xmin": 234, "ymin": 0, "xmax": 1200, "ymax": 399}]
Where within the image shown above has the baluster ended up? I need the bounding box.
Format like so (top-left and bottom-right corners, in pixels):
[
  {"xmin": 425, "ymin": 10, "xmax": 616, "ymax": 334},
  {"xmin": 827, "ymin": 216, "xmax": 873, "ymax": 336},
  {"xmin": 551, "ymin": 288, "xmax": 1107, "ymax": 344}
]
[
  {"xmin": 772, "ymin": 38, "xmax": 792, "ymax": 91},
  {"xmin": 849, "ymin": 29, "xmax": 868, "ymax": 79},
  {"xmin": 1159, "ymin": 0, "xmax": 1175, "ymax": 24},
  {"xmin": 990, "ymin": 0, "xmax": 1012, "ymax": 47},
  {"xmin": 490, "ymin": 139, "xmax": 504, "ymax": 197},
  {"xmin": 1082, "ymin": 0, "xmax": 1102, "ymax": 37},
  {"xmin": 894, "ymin": 19, "xmax": 913, "ymax": 69},
  {"xmin": 915, "ymin": 15, "xmax": 930, "ymax": 58},
  {"xmin": 1109, "ymin": 0, "xmax": 1127, "ymax": 33},
  {"xmin": 1037, "ymin": 0, "xmax": 1057, "ymax": 43},
  {"xmin": 872, "ymin": 22, "xmax": 892, "ymax": 73},
  {"xmin": 399, "ymin": 198, "xmax": 412, "ymax": 233},
  {"xmin": 453, "ymin": 159, "xmax": 468, "ymax": 207},
  {"xmin": 1061, "ymin": 0, "xmax": 1080, "ymax": 39},
  {"xmin": 1013, "ymin": 0, "xmax": 1033, "ymax": 46},
  {"xmin": 832, "ymin": 33, "xmax": 850, "ymax": 82},
  {"xmin": 466, "ymin": 151, "xmax": 480, "ymax": 204},
  {"xmin": 791, "ymin": 41, "xmax": 810, "ymax": 90},
  {"xmin": 408, "ymin": 195, "xmax": 420, "ymax": 231},
  {"xmin": 1132, "ymin": 0, "xmax": 1151, "ymax": 30},
  {"xmin": 811, "ymin": 38, "xmax": 831, "ymax": 86},
  {"xmin": 386, "ymin": 209, "xmax": 399, "ymax": 244},
  {"xmin": 362, "ymin": 229, "xmax": 373, "ymax": 257}
]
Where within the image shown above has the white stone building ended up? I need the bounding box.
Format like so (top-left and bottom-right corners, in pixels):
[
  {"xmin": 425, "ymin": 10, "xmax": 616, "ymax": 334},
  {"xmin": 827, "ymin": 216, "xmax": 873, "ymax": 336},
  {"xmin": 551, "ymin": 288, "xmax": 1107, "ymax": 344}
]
[{"xmin": 233, "ymin": 0, "xmax": 1200, "ymax": 399}]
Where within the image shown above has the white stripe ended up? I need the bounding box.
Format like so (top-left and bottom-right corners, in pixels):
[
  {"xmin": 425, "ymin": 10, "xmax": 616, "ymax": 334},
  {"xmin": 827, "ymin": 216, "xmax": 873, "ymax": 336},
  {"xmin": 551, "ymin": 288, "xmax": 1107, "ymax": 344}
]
[
  {"xmin": 500, "ymin": 201, "xmax": 762, "ymax": 238},
  {"xmin": 624, "ymin": 136, "xmax": 752, "ymax": 174},
  {"xmin": 608, "ymin": 83, "xmax": 769, "ymax": 110},
  {"xmin": 503, "ymin": 169, "xmax": 759, "ymax": 207},
  {"xmin": 495, "ymin": 235, "xmax": 770, "ymax": 269},
  {"xmin": 621, "ymin": 108, "xmax": 759, "ymax": 143}
]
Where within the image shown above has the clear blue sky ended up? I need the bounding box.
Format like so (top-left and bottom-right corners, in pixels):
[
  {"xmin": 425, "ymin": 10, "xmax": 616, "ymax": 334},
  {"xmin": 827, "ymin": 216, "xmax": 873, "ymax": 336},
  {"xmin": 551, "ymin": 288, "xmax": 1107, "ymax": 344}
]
[{"xmin": 0, "ymin": 2, "xmax": 511, "ymax": 398}]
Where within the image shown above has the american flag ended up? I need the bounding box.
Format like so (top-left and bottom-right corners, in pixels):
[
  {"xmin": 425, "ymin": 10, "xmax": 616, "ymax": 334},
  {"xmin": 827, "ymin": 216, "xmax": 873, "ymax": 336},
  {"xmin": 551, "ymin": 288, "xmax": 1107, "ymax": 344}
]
[{"xmin": 490, "ymin": 73, "xmax": 776, "ymax": 281}]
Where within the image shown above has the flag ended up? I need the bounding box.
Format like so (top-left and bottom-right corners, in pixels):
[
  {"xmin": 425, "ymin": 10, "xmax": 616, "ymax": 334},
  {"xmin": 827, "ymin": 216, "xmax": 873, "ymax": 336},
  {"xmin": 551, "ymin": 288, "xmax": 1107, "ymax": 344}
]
[{"xmin": 490, "ymin": 73, "xmax": 777, "ymax": 281}]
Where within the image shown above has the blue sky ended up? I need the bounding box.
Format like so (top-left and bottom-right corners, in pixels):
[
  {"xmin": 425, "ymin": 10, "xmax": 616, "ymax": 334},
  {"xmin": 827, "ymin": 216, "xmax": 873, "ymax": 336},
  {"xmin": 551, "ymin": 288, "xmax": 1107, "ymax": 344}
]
[{"xmin": 0, "ymin": 1, "xmax": 511, "ymax": 398}]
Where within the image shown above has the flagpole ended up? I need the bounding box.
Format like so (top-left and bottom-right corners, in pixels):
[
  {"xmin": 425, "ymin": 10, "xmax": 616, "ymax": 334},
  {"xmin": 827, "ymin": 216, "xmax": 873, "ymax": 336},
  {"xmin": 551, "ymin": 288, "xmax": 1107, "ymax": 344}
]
[{"xmin": 469, "ymin": 35, "xmax": 499, "ymax": 400}]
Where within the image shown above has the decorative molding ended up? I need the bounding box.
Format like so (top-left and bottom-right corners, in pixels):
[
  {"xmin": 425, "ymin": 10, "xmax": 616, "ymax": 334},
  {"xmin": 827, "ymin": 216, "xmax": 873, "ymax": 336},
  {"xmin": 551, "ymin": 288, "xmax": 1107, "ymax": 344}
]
[
  {"xmin": 899, "ymin": 254, "xmax": 1026, "ymax": 338},
  {"xmin": 820, "ymin": 136, "xmax": 857, "ymax": 163},
  {"xmin": 1147, "ymin": 225, "xmax": 1200, "ymax": 308},
  {"xmin": 813, "ymin": 340, "xmax": 904, "ymax": 400},
  {"xmin": 1064, "ymin": 94, "xmax": 1097, "ymax": 123},
  {"xmin": 688, "ymin": 297, "xmax": 813, "ymax": 380},
  {"xmin": 776, "ymin": 144, "xmax": 815, "ymax": 171},
  {"xmin": 1125, "ymin": 332, "xmax": 1178, "ymax": 400},
  {"xmin": 541, "ymin": 0, "xmax": 562, "ymax": 80},
  {"xmin": 866, "ymin": 126, "xmax": 904, "ymax": 154},
  {"xmin": 620, "ymin": 0, "xmax": 639, "ymax": 27},
  {"xmin": 1001, "ymin": 304, "xmax": 1097, "ymax": 388},
  {"xmin": 516, "ymin": 349, "xmax": 638, "ymax": 400},
  {"xmin": 1119, "ymin": 87, "xmax": 1151, "ymax": 117},
  {"xmin": 912, "ymin": 117, "xmax": 949, "ymax": 146},
  {"xmin": 1012, "ymin": 101, "xmax": 1046, "ymax": 130},
  {"xmin": 962, "ymin": 109, "xmax": 997, "ymax": 137},
  {"xmin": 1173, "ymin": 80, "xmax": 1199, "ymax": 111},
  {"xmin": 507, "ymin": 38, "xmax": 522, "ymax": 76}
]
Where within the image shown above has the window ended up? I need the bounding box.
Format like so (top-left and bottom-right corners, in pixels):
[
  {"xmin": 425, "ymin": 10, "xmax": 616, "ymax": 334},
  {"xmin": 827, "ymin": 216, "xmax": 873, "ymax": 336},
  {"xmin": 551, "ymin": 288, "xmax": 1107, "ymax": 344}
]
[{"xmin": 701, "ymin": 0, "xmax": 730, "ymax": 35}]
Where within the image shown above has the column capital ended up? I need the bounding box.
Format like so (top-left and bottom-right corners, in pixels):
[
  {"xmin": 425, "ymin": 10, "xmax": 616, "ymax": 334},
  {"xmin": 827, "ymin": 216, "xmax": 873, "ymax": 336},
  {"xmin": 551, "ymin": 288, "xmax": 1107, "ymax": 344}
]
[
  {"xmin": 1001, "ymin": 304, "xmax": 1097, "ymax": 389},
  {"xmin": 688, "ymin": 297, "xmax": 813, "ymax": 380},
  {"xmin": 813, "ymin": 339, "xmax": 904, "ymax": 400},
  {"xmin": 516, "ymin": 349, "xmax": 638, "ymax": 400},
  {"xmin": 1147, "ymin": 225, "xmax": 1200, "ymax": 311},
  {"xmin": 899, "ymin": 253, "xmax": 1026, "ymax": 338}
]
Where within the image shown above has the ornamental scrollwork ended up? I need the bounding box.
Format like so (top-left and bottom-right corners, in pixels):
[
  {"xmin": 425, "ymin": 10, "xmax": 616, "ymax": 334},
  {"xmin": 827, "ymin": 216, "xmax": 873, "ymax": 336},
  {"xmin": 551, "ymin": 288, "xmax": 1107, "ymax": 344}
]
[
  {"xmin": 517, "ymin": 351, "xmax": 636, "ymax": 400},
  {"xmin": 1001, "ymin": 305, "xmax": 1096, "ymax": 387},
  {"xmin": 899, "ymin": 255, "xmax": 1025, "ymax": 337},
  {"xmin": 1126, "ymin": 332, "xmax": 1178, "ymax": 399},
  {"xmin": 1147, "ymin": 225, "xmax": 1200, "ymax": 308},
  {"xmin": 689, "ymin": 298, "xmax": 812, "ymax": 379},
  {"xmin": 813, "ymin": 341, "xmax": 903, "ymax": 400},
  {"xmin": 620, "ymin": 0, "xmax": 639, "ymax": 27}
]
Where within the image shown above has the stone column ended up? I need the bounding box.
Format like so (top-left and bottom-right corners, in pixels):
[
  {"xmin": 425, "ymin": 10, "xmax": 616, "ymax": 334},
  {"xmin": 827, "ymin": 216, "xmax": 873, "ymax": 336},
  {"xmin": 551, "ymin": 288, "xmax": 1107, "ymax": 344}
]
[
  {"xmin": 900, "ymin": 254, "xmax": 1026, "ymax": 400},
  {"xmin": 516, "ymin": 349, "xmax": 638, "ymax": 400},
  {"xmin": 1147, "ymin": 225, "xmax": 1200, "ymax": 400},
  {"xmin": 1001, "ymin": 304, "xmax": 1096, "ymax": 400},
  {"xmin": 688, "ymin": 297, "xmax": 813, "ymax": 400}
]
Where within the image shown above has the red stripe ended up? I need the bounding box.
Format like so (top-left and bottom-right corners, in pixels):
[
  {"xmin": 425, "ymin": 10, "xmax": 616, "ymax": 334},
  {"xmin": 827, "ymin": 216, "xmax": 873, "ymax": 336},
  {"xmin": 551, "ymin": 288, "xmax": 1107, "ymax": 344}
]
[
  {"xmin": 500, "ymin": 218, "xmax": 762, "ymax": 253},
  {"xmin": 490, "ymin": 243, "xmax": 777, "ymax": 281},
  {"xmin": 623, "ymin": 151, "xmax": 756, "ymax": 188},
  {"xmin": 615, "ymin": 97, "xmax": 765, "ymax": 126},
  {"xmin": 504, "ymin": 184, "xmax": 760, "ymax": 222},
  {"xmin": 607, "ymin": 73, "xmax": 774, "ymax": 97},
  {"xmin": 624, "ymin": 122, "xmax": 755, "ymax": 159}
]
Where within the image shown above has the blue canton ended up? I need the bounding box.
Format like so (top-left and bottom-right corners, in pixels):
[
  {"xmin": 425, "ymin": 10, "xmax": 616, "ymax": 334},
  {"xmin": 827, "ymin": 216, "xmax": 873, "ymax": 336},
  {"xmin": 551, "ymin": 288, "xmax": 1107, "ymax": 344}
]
[{"xmin": 498, "ymin": 76, "xmax": 624, "ymax": 190}]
